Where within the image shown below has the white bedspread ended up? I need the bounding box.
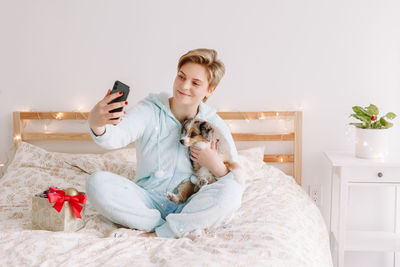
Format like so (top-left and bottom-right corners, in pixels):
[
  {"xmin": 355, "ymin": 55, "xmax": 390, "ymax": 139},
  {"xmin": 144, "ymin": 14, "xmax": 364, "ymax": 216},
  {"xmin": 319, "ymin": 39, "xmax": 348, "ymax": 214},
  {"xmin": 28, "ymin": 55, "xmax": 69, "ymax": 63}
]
[{"xmin": 0, "ymin": 142, "xmax": 332, "ymax": 266}]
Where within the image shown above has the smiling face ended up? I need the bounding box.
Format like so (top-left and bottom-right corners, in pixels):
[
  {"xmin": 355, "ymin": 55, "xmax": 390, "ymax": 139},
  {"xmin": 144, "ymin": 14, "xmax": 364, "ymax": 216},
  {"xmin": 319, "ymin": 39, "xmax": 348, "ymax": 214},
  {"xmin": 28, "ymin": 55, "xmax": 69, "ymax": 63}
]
[{"xmin": 173, "ymin": 62, "xmax": 216, "ymax": 107}]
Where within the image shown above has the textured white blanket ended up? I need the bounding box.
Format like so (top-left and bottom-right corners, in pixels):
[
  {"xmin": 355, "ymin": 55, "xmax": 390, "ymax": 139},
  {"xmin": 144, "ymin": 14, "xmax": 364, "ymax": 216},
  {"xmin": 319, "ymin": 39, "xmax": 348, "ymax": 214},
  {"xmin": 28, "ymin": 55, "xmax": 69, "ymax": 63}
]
[{"xmin": 0, "ymin": 142, "xmax": 332, "ymax": 266}]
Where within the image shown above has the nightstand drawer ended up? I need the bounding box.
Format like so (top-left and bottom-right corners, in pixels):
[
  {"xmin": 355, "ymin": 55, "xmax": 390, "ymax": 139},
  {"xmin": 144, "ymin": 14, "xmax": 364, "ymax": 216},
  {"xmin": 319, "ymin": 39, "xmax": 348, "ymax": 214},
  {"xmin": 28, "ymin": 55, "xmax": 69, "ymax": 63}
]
[{"xmin": 342, "ymin": 167, "xmax": 400, "ymax": 182}]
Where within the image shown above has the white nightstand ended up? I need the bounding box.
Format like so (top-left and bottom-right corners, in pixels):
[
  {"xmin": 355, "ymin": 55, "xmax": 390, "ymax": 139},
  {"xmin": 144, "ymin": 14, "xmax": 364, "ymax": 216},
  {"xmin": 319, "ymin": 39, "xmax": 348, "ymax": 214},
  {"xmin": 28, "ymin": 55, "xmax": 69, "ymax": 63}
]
[{"xmin": 325, "ymin": 151, "xmax": 400, "ymax": 267}]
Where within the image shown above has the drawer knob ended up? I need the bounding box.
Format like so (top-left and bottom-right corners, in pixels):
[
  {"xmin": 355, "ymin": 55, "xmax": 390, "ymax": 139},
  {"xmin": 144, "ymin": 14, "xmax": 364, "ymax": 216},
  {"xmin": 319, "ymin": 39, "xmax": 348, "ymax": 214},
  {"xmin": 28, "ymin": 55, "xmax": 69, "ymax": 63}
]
[{"xmin": 377, "ymin": 172, "xmax": 383, "ymax": 178}]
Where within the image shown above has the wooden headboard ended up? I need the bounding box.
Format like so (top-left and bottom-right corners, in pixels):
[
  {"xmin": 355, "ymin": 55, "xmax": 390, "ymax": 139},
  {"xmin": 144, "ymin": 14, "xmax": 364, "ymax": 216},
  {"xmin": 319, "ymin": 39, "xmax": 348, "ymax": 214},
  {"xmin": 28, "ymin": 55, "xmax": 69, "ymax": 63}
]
[{"xmin": 13, "ymin": 111, "xmax": 302, "ymax": 185}]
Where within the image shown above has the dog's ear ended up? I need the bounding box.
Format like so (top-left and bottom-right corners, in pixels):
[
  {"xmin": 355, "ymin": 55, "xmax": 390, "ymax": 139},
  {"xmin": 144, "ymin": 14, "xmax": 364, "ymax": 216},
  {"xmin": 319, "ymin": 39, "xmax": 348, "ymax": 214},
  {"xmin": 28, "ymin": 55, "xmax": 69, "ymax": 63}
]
[
  {"xmin": 181, "ymin": 118, "xmax": 194, "ymax": 134},
  {"xmin": 200, "ymin": 121, "xmax": 214, "ymax": 142}
]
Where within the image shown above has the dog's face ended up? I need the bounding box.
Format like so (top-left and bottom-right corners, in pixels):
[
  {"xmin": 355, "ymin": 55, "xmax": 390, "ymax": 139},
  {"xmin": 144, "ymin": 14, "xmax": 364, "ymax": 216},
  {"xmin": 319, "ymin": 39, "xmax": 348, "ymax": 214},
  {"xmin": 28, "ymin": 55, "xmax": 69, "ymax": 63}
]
[{"xmin": 180, "ymin": 118, "xmax": 214, "ymax": 147}]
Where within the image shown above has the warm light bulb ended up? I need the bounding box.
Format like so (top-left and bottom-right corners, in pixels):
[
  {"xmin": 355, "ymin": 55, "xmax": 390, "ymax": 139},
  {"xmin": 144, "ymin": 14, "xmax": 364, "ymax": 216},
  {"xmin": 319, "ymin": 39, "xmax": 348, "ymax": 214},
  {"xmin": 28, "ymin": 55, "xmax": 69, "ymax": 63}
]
[
  {"xmin": 280, "ymin": 157, "xmax": 283, "ymax": 162},
  {"xmin": 56, "ymin": 112, "xmax": 64, "ymax": 119},
  {"xmin": 14, "ymin": 135, "xmax": 21, "ymax": 141}
]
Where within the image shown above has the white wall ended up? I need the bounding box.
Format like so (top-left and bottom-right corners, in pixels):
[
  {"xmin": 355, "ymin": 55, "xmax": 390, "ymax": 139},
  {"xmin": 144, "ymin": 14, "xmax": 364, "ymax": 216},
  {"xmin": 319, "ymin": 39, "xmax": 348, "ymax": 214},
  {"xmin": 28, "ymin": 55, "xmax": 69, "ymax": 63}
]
[{"xmin": 1, "ymin": 1, "xmax": 399, "ymax": 266}]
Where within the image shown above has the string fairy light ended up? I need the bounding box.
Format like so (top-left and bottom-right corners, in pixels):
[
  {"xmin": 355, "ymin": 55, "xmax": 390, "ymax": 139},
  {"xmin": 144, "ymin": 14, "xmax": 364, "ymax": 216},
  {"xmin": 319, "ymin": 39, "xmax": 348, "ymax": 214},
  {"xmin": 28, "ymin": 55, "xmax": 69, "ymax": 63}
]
[
  {"xmin": 2, "ymin": 108, "xmax": 91, "ymax": 178},
  {"xmin": 34, "ymin": 111, "xmax": 50, "ymax": 134},
  {"xmin": 244, "ymin": 112, "xmax": 250, "ymax": 123},
  {"xmin": 55, "ymin": 112, "xmax": 64, "ymax": 120}
]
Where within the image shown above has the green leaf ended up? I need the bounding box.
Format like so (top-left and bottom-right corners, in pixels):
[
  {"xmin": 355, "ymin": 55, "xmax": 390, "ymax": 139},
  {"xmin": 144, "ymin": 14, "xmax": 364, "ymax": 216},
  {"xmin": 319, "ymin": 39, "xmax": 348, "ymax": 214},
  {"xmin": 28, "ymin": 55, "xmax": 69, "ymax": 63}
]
[
  {"xmin": 352, "ymin": 106, "xmax": 364, "ymax": 114},
  {"xmin": 352, "ymin": 106, "xmax": 371, "ymax": 117},
  {"xmin": 385, "ymin": 112, "xmax": 397, "ymax": 120},
  {"xmin": 350, "ymin": 113, "xmax": 370, "ymax": 123},
  {"xmin": 349, "ymin": 122, "xmax": 365, "ymax": 128},
  {"xmin": 350, "ymin": 104, "xmax": 395, "ymax": 129},
  {"xmin": 380, "ymin": 117, "xmax": 387, "ymax": 127},
  {"xmin": 371, "ymin": 120, "xmax": 383, "ymax": 129},
  {"xmin": 366, "ymin": 104, "xmax": 379, "ymax": 116},
  {"xmin": 384, "ymin": 122, "xmax": 393, "ymax": 129}
]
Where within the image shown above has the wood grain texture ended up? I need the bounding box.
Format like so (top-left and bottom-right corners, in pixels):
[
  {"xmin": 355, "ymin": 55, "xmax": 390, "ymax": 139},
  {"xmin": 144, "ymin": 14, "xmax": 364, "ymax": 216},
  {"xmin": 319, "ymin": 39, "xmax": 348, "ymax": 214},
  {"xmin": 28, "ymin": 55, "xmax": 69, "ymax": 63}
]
[{"xmin": 13, "ymin": 111, "xmax": 302, "ymax": 185}]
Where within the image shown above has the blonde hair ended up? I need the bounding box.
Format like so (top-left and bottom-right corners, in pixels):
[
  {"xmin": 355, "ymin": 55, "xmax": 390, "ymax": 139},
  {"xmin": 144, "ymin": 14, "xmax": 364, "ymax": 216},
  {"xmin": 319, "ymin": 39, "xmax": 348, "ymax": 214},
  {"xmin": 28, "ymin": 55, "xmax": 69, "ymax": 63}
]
[{"xmin": 177, "ymin": 48, "xmax": 226, "ymax": 102}]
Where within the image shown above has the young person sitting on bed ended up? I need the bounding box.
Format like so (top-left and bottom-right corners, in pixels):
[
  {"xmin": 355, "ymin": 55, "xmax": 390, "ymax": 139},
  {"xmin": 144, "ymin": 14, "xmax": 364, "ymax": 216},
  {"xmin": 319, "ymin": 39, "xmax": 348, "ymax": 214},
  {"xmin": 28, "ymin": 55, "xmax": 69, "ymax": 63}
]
[{"xmin": 86, "ymin": 48, "xmax": 244, "ymax": 239}]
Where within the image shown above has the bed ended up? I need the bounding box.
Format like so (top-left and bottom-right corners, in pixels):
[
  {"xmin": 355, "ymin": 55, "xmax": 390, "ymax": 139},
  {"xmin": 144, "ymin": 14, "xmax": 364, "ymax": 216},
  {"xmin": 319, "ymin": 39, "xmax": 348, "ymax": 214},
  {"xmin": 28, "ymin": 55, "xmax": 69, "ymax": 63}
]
[{"xmin": 0, "ymin": 111, "xmax": 333, "ymax": 266}]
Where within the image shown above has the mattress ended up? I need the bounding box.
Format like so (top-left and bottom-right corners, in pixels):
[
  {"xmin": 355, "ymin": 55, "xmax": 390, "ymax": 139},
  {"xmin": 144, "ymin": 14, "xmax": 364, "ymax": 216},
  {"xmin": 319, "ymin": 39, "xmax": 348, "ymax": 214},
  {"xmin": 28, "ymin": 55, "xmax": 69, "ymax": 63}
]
[{"xmin": 0, "ymin": 142, "xmax": 332, "ymax": 266}]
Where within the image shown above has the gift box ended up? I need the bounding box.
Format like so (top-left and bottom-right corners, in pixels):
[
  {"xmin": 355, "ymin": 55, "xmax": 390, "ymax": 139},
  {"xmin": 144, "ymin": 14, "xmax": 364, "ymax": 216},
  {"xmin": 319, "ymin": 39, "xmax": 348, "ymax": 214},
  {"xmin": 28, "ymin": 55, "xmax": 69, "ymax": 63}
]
[{"xmin": 32, "ymin": 187, "xmax": 87, "ymax": 232}]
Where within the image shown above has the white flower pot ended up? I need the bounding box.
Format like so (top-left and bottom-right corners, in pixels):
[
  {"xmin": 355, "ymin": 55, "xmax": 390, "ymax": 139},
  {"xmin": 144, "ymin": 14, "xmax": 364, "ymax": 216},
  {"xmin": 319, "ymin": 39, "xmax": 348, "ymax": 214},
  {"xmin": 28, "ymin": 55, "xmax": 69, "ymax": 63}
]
[{"xmin": 355, "ymin": 127, "xmax": 389, "ymax": 159}]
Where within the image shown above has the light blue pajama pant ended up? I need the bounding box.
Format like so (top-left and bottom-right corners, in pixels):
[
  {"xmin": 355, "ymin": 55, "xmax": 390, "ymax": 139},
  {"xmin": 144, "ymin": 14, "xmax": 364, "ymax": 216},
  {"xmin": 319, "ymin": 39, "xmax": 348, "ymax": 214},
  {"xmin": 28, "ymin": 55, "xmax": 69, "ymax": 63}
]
[{"xmin": 85, "ymin": 171, "xmax": 244, "ymax": 238}]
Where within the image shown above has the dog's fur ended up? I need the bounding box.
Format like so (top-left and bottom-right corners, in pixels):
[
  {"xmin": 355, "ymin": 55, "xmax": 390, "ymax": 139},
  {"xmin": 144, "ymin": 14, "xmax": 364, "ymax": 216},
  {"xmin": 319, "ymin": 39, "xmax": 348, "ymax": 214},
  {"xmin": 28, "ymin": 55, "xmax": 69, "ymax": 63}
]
[{"xmin": 167, "ymin": 118, "xmax": 244, "ymax": 204}]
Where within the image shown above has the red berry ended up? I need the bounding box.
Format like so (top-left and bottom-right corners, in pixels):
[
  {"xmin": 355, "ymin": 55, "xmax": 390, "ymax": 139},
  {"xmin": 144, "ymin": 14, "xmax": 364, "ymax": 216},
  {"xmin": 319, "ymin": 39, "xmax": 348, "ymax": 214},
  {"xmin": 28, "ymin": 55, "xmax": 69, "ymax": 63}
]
[{"xmin": 371, "ymin": 116, "xmax": 376, "ymax": 121}]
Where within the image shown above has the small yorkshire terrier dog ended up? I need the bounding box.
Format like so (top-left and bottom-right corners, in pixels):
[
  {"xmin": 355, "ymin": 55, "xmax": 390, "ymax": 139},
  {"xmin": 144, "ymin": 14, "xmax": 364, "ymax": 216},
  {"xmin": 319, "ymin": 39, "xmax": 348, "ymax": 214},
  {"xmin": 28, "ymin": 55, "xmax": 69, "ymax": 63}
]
[{"xmin": 167, "ymin": 118, "xmax": 243, "ymax": 204}]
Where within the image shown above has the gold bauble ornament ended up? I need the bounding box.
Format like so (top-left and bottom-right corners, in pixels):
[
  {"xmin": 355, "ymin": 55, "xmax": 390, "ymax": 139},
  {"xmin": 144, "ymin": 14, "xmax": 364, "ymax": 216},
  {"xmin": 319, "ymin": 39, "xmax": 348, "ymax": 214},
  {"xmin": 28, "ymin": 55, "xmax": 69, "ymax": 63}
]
[{"xmin": 64, "ymin": 187, "xmax": 79, "ymax": 196}]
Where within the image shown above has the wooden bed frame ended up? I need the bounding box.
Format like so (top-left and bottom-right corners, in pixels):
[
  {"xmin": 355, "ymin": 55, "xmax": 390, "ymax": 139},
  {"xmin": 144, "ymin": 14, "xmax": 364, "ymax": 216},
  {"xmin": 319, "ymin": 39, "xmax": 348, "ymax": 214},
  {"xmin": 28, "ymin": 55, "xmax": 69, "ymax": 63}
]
[{"xmin": 13, "ymin": 111, "xmax": 302, "ymax": 185}]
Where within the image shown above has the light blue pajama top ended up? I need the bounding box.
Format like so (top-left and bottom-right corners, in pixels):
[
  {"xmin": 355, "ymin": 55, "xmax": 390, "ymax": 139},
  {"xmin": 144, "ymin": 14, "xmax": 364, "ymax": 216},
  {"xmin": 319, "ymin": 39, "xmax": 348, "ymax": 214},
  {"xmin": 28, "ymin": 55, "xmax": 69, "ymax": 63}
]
[{"xmin": 90, "ymin": 92, "xmax": 239, "ymax": 196}]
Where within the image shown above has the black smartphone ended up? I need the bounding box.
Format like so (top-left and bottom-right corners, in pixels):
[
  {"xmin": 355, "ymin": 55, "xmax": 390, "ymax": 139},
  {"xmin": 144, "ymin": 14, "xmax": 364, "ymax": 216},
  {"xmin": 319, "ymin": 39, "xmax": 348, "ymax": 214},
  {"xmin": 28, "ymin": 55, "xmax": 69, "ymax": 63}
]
[{"xmin": 108, "ymin": 80, "xmax": 130, "ymax": 115}]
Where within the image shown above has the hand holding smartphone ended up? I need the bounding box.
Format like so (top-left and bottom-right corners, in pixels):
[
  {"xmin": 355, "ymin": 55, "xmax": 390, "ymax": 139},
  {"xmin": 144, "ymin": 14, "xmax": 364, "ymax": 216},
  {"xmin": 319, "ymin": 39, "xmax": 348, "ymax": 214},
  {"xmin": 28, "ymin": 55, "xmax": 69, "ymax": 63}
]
[
  {"xmin": 108, "ymin": 80, "xmax": 130, "ymax": 119},
  {"xmin": 88, "ymin": 80, "xmax": 130, "ymax": 135}
]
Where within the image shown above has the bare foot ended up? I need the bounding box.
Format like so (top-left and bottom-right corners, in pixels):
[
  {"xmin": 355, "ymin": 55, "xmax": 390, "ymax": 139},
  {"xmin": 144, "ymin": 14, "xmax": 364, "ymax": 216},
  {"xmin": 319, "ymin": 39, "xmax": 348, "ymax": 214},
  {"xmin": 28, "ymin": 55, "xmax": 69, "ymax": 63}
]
[
  {"xmin": 184, "ymin": 229, "xmax": 204, "ymax": 241},
  {"xmin": 108, "ymin": 228, "xmax": 157, "ymax": 238},
  {"xmin": 139, "ymin": 232, "xmax": 157, "ymax": 238},
  {"xmin": 108, "ymin": 228, "xmax": 139, "ymax": 238}
]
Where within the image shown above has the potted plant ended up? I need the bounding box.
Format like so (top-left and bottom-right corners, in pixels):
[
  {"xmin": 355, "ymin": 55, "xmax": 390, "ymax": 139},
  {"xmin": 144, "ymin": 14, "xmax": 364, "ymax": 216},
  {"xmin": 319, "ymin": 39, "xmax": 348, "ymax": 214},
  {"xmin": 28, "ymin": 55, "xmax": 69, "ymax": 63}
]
[{"xmin": 349, "ymin": 104, "xmax": 397, "ymax": 159}]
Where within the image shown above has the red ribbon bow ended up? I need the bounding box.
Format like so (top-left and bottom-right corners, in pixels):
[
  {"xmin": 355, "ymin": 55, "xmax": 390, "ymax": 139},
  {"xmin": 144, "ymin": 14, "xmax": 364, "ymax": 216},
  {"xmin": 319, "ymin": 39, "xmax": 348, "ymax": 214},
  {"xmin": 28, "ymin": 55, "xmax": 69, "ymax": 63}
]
[{"xmin": 46, "ymin": 187, "xmax": 87, "ymax": 219}]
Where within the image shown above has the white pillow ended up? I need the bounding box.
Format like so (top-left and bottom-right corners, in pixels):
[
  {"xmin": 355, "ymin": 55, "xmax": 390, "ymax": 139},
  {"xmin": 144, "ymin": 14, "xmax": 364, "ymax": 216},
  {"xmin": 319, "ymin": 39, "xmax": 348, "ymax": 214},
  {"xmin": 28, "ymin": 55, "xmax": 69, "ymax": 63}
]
[
  {"xmin": 0, "ymin": 142, "xmax": 137, "ymax": 206},
  {"xmin": 237, "ymin": 146, "xmax": 265, "ymax": 180},
  {"xmin": 61, "ymin": 148, "xmax": 136, "ymax": 180}
]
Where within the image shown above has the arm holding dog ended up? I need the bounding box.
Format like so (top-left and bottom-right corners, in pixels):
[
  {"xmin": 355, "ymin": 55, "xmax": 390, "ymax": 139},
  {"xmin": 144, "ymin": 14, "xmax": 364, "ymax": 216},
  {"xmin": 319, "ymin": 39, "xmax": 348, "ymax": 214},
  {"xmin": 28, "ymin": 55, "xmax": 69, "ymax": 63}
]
[
  {"xmin": 189, "ymin": 140, "xmax": 229, "ymax": 178},
  {"xmin": 189, "ymin": 116, "xmax": 239, "ymax": 179}
]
